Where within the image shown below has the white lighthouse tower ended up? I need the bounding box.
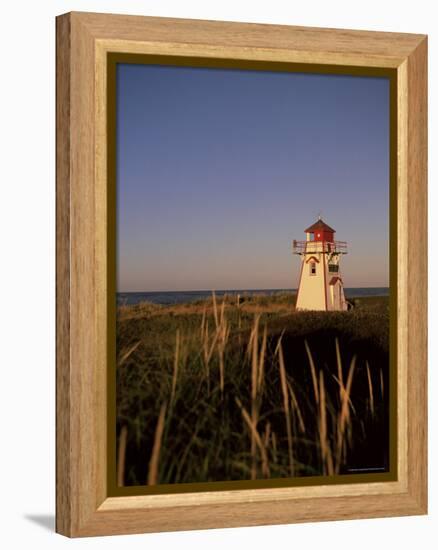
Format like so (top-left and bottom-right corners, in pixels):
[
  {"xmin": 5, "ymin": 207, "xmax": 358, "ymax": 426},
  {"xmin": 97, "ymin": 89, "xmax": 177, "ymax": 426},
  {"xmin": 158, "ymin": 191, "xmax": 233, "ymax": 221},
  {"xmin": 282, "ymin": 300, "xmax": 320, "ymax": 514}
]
[{"xmin": 293, "ymin": 217, "xmax": 348, "ymax": 311}]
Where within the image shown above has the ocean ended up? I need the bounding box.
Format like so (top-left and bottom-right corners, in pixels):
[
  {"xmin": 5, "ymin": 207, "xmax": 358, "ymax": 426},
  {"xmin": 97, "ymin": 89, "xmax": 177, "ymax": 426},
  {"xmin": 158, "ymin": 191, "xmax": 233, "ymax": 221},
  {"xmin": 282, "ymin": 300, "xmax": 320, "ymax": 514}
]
[{"xmin": 117, "ymin": 288, "xmax": 389, "ymax": 306}]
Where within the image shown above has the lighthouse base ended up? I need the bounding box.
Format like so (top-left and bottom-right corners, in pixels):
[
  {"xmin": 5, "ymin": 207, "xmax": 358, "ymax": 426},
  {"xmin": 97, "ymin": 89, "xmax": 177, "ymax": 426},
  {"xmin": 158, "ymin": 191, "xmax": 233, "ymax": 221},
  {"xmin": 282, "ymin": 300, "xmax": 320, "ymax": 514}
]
[{"xmin": 296, "ymin": 277, "xmax": 348, "ymax": 312}]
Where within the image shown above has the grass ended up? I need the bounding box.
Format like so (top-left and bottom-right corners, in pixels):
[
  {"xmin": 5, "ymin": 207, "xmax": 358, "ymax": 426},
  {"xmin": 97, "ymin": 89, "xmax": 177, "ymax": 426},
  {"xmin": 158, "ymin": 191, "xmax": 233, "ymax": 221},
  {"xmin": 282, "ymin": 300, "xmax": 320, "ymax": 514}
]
[{"xmin": 116, "ymin": 292, "xmax": 389, "ymax": 486}]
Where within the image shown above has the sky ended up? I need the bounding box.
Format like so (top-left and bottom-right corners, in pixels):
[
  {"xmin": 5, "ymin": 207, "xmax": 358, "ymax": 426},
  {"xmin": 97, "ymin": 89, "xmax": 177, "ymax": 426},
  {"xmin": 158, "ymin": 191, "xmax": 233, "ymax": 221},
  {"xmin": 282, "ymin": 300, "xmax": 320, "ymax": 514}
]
[{"xmin": 116, "ymin": 63, "xmax": 390, "ymax": 292}]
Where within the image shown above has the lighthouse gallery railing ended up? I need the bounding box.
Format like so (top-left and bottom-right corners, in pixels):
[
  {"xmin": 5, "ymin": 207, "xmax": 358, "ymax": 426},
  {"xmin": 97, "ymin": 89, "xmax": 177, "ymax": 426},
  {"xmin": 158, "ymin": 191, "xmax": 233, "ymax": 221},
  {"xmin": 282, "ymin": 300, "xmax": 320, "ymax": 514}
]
[{"xmin": 292, "ymin": 240, "xmax": 348, "ymax": 254}]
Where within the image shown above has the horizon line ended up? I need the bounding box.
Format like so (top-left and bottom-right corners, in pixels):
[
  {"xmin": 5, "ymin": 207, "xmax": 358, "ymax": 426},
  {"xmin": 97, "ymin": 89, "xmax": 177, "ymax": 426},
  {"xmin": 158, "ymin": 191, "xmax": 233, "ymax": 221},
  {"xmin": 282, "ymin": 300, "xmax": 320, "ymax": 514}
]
[{"xmin": 117, "ymin": 285, "xmax": 390, "ymax": 294}]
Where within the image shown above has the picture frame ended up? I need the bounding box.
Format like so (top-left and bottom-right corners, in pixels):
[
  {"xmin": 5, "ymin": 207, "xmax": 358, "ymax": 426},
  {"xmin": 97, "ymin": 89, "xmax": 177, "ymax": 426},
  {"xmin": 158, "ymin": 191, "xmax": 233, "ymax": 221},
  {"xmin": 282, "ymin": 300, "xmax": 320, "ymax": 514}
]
[{"xmin": 56, "ymin": 11, "xmax": 427, "ymax": 537}]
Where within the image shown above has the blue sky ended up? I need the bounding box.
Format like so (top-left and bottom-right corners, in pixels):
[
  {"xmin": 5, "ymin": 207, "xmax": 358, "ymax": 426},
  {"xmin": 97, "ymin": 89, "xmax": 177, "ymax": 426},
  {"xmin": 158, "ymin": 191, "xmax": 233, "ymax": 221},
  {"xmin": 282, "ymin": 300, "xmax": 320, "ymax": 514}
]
[{"xmin": 116, "ymin": 63, "xmax": 390, "ymax": 292}]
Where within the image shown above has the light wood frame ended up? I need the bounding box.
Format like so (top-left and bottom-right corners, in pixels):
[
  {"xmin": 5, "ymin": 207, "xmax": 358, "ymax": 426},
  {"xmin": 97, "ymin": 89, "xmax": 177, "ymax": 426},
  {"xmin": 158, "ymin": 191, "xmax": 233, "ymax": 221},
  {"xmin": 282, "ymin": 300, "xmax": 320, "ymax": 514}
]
[{"xmin": 56, "ymin": 11, "xmax": 427, "ymax": 537}]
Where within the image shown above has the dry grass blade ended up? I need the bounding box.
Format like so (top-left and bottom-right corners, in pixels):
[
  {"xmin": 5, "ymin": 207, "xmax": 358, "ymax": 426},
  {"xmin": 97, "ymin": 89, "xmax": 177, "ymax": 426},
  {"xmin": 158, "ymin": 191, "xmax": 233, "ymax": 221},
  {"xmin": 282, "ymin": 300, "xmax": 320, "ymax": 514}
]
[
  {"xmin": 335, "ymin": 355, "xmax": 356, "ymax": 471},
  {"xmin": 380, "ymin": 367, "xmax": 384, "ymax": 399},
  {"xmin": 366, "ymin": 361, "xmax": 374, "ymax": 415},
  {"xmin": 117, "ymin": 425, "xmax": 128, "ymax": 486},
  {"xmin": 319, "ymin": 370, "xmax": 334, "ymax": 475},
  {"xmin": 251, "ymin": 315, "xmax": 260, "ymax": 377},
  {"xmin": 271, "ymin": 432, "xmax": 278, "ymax": 464},
  {"xmin": 219, "ymin": 298, "xmax": 226, "ymax": 326},
  {"xmin": 250, "ymin": 315, "xmax": 260, "ymax": 479},
  {"xmin": 236, "ymin": 398, "xmax": 269, "ymax": 478},
  {"xmin": 287, "ymin": 380, "xmax": 306, "ymax": 433},
  {"xmin": 216, "ymin": 299, "xmax": 229, "ymax": 397},
  {"xmin": 331, "ymin": 373, "xmax": 357, "ymax": 416},
  {"xmin": 342, "ymin": 356, "xmax": 356, "ymax": 426},
  {"xmin": 203, "ymin": 322, "xmax": 219, "ymax": 365},
  {"xmin": 335, "ymin": 337, "xmax": 344, "ymax": 402},
  {"xmin": 147, "ymin": 402, "xmax": 167, "ymax": 485},
  {"xmin": 247, "ymin": 314, "xmax": 260, "ymax": 361},
  {"xmin": 273, "ymin": 329, "xmax": 285, "ymax": 355},
  {"xmin": 305, "ymin": 339, "xmax": 319, "ymax": 404},
  {"xmin": 257, "ymin": 324, "xmax": 267, "ymax": 391},
  {"xmin": 218, "ymin": 352, "xmax": 225, "ymax": 396},
  {"xmin": 119, "ymin": 340, "xmax": 141, "ymax": 366},
  {"xmin": 277, "ymin": 340, "xmax": 294, "ymax": 476},
  {"xmin": 201, "ymin": 318, "xmax": 219, "ymax": 394},
  {"xmin": 170, "ymin": 329, "xmax": 180, "ymax": 405},
  {"xmin": 263, "ymin": 421, "xmax": 271, "ymax": 448},
  {"xmin": 200, "ymin": 306, "xmax": 206, "ymax": 337},
  {"xmin": 212, "ymin": 290, "xmax": 219, "ymax": 328}
]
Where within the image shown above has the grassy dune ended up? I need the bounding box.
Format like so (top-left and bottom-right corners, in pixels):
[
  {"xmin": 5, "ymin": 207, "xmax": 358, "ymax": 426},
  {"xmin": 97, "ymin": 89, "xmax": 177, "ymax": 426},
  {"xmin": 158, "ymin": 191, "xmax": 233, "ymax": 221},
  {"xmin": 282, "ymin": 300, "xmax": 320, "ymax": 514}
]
[{"xmin": 116, "ymin": 292, "xmax": 389, "ymax": 486}]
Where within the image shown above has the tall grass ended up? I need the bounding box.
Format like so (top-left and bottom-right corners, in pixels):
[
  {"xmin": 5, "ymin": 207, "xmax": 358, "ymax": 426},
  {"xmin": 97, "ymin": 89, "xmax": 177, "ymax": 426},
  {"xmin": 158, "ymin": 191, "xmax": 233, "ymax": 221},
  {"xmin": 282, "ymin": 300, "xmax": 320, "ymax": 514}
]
[
  {"xmin": 116, "ymin": 293, "xmax": 389, "ymax": 485},
  {"xmin": 276, "ymin": 338, "xmax": 294, "ymax": 476}
]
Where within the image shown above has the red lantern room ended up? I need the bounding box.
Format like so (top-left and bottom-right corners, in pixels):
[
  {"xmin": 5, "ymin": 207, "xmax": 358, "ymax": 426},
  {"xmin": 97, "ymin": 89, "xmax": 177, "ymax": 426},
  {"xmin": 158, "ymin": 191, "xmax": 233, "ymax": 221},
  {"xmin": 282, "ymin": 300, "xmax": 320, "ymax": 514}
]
[{"xmin": 304, "ymin": 218, "xmax": 335, "ymax": 243}]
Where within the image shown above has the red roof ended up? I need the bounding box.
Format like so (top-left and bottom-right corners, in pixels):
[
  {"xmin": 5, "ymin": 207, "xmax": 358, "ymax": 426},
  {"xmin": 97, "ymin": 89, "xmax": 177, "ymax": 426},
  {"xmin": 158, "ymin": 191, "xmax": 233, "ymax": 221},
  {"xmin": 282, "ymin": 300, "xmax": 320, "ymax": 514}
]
[
  {"xmin": 304, "ymin": 219, "xmax": 336, "ymax": 233},
  {"xmin": 329, "ymin": 276, "xmax": 342, "ymax": 285}
]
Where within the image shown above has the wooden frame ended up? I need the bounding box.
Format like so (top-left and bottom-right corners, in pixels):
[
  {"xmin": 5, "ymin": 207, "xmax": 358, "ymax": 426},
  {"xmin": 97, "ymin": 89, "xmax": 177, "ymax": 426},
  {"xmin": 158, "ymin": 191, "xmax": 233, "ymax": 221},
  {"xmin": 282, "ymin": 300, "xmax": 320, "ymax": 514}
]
[{"xmin": 56, "ymin": 11, "xmax": 427, "ymax": 537}]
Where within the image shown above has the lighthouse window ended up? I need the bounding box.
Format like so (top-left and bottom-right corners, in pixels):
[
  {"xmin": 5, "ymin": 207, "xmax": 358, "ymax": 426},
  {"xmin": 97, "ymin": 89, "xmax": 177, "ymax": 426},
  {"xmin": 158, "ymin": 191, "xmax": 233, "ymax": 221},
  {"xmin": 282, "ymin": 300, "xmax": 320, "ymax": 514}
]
[
  {"xmin": 310, "ymin": 262, "xmax": 317, "ymax": 275},
  {"xmin": 329, "ymin": 264, "xmax": 339, "ymax": 273}
]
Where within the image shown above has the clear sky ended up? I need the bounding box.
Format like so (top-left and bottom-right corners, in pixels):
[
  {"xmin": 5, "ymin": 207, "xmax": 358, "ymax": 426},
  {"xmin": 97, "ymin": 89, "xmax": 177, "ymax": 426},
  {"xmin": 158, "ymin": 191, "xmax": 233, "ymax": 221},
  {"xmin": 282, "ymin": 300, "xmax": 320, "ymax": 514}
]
[{"xmin": 116, "ymin": 63, "xmax": 389, "ymax": 292}]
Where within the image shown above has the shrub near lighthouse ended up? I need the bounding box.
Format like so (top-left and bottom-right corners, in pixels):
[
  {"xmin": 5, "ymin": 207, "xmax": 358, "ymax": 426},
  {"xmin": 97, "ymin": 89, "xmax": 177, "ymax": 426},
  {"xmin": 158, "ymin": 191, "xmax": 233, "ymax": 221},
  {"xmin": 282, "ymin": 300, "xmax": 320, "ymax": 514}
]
[{"xmin": 293, "ymin": 218, "xmax": 348, "ymax": 311}]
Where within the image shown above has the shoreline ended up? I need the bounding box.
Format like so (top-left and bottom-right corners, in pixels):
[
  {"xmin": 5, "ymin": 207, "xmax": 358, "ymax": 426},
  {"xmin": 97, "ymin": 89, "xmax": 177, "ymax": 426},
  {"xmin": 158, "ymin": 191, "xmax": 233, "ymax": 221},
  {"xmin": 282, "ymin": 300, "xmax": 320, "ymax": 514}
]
[
  {"xmin": 117, "ymin": 288, "xmax": 390, "ymax": 307},
  {"xmin": 117, "ymin": 293, "xmax": 389, "ymax": 322}
]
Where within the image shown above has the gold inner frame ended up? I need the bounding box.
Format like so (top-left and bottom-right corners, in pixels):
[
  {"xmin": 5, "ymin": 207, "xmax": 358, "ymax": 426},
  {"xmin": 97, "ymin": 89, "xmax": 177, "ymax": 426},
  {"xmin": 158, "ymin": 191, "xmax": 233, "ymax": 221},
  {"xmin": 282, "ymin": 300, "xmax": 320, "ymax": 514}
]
[{"xmin": 99, "ymin": 47, "xmax": 405, "ymax": 500}]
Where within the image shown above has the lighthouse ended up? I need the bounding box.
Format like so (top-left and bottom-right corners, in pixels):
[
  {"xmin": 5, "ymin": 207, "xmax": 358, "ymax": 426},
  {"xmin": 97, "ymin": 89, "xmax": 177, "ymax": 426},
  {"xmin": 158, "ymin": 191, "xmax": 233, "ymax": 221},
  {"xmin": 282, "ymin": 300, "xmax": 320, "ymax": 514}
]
[{"xmin": 293, "ymin": 218, "xmax": 348, "ymax": 311}]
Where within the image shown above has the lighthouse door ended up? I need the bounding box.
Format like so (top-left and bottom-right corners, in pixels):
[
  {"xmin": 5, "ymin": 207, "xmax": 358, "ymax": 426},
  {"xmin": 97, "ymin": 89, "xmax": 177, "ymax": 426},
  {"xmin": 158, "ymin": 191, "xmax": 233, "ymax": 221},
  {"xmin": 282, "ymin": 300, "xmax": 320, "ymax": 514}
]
[{"xmin": 330, "ymin": 280, "xmax": 342, "ymax": 310}]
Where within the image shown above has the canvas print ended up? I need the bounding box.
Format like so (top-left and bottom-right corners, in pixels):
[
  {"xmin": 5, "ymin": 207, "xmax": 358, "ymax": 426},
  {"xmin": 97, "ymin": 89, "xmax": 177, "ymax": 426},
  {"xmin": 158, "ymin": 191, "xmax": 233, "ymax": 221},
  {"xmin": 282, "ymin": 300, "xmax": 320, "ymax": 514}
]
[{"xmin": 114, "ymin": 62, "xmax": 391, "ymax": 488}]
